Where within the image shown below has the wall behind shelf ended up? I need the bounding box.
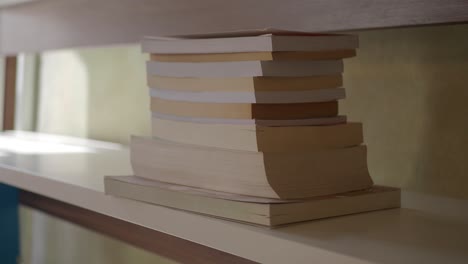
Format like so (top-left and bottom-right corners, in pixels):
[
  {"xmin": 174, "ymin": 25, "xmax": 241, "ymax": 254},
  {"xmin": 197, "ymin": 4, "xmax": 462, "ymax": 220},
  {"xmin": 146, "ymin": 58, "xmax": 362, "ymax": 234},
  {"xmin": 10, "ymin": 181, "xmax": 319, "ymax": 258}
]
[
  {"xmin": 342, "ymin": 24, "xmax": 468, "ymax": 199},
  {"xmin": 20, "ymin": 207, "xmax": 175, "ymax": 264},
  {"xmin": 36, "ymin": 45, "xmax": 151, "ymax": 144}
]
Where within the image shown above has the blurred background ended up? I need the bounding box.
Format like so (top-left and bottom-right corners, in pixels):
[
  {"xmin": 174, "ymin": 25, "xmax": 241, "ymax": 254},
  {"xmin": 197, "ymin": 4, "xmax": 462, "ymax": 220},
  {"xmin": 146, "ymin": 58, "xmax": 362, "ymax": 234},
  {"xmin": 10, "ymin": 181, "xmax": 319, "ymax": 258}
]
[{"xmin": 2, "ymin": 24, "xmax": 468, "ymax": 263}]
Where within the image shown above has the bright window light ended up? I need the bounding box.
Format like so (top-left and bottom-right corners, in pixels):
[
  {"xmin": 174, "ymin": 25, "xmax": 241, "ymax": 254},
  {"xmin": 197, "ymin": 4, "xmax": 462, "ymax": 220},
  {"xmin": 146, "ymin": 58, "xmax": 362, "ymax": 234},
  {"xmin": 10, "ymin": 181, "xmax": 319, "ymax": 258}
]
[{"xmin": 0, "ymin": 138, "xmax": 97, "ymax": 154}]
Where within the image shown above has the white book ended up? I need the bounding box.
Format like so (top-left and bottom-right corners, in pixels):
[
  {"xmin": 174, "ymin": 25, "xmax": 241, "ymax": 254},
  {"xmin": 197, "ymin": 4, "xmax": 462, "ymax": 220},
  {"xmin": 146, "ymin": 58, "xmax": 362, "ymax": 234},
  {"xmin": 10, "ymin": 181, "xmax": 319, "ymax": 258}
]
[
  {"xmin": 151, "ymin": 118, "xmax": 363, "ymax": 152},
  {"xmin": 130, "ymin": 136, "xmax": 373, "ymax": 199},
  {"xmin": 149, "ymin": 88, "xmax": 345, "ymax": 104},
  {"xmin": 142, "ymin": 33, "xmax": 358, "ymax": 54},
  {"xmin": 151, "ymin": 112, "xmax": 347, "ymax": 126},
  {"xmin": 146, "ymin": 60, "xmax": 343, "ymax": 77},
  {"xmin": 105, "ymin": 175, "xmax": 400, "ymax": 227}
]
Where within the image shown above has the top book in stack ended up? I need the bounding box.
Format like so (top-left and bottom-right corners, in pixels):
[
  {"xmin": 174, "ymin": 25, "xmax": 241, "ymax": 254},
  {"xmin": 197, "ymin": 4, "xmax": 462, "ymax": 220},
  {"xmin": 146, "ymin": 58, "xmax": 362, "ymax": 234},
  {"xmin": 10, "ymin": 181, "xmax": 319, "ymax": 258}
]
[
  {"xmin": 142, "ymin": 30, "xmax": 358, "ymax": 54},
  {"xmin": 143, "ymin": 31, "xmax": 358, "ymax": 77}
]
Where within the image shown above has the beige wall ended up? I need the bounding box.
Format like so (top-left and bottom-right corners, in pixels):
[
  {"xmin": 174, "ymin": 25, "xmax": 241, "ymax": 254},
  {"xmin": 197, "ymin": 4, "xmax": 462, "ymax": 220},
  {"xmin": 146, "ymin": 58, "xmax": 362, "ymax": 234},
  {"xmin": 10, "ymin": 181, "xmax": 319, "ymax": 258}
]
[
  {"xmin": 37, "ymin": 45, "xmax": 151, "ymax": 143},
  {"xmin": 343, "ymin": 24, "xmax": 468, "ymax": 199},
  {"xmin": 20, "ymin": 207, "xmax": 175, "ymax": 264}
]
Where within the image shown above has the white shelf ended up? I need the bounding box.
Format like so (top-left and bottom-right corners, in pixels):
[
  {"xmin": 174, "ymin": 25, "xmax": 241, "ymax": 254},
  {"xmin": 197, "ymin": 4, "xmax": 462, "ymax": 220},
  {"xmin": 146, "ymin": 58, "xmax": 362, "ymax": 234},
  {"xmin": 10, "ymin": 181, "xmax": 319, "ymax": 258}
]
[
  {"xmin": 0, "ymin": 0, "xmax": 36, "ymax": 8},
  {"xmin": 1, "ymin": 0, "xmax": 468, "ymax": 54},
  {"xmin": 1, "ymin": 131, "xmax": 468, "ymax": 264}
]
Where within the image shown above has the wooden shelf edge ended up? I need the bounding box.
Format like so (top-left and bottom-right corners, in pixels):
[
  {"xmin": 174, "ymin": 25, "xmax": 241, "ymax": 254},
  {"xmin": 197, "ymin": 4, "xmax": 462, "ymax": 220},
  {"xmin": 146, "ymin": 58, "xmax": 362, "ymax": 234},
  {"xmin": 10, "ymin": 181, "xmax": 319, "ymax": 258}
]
[{"xmin": 19, "ymin": 190, "xmax": 257, "ymax": 264}]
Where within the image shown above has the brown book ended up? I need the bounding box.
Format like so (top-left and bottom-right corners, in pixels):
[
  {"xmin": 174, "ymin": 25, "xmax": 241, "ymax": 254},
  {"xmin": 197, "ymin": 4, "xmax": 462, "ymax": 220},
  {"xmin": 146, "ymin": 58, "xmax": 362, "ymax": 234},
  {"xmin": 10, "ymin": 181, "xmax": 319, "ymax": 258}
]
[
  {"xmin": 105, "ymin": 176, "xmax": 400, "ymax": 227},
  {"xmin": 152, "ymin": 113, "xmax": 347, "ymax": 126},
  {"xmin": 151, "ymin": 98, "xmax": 338, "ymax": 120},
  {"xmin": 150, "ymin": 50, "xmax": 356, "ymax": 62},
  {"xmin": 146, "ymin": 60, "xmax": 343, "ymax": 77},
  {"xmin": 130, "ymin": 136, "xmax": 373, "ymax": 199},
  {"xmin": 147, "ymin": 75, "xmax": 343, "ymax": 92},
  {"xmin": 149, "ymin": 88, "xmax": 345, "ymax": 104}
]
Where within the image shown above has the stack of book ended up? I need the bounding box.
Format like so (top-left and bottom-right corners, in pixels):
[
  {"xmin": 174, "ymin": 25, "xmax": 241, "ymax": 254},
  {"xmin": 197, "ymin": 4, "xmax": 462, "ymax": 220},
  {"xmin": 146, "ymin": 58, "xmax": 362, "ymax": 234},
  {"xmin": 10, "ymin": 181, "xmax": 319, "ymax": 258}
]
[{"xmin": 105, "ymin": 31, "xmax": 400, "ymax": 227}]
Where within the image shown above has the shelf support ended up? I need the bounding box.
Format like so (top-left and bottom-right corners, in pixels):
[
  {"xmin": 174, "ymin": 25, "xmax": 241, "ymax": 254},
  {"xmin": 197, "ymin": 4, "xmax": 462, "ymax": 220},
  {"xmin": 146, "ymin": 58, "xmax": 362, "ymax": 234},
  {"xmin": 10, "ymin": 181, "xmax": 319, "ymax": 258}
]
[{"xmin": 2, "ymin": 56, "xmax": 17, "ymax": 131}]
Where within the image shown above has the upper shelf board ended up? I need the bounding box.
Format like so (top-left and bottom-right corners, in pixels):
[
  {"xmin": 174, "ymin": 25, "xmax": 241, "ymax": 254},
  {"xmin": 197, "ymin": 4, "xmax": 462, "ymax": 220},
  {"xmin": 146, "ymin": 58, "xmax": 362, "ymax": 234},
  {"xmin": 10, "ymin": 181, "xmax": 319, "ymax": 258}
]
[
  {"xmin": 0, "ymin": 0, "xmax": 467, "ymax": 54},
  {"xmin": 0, "ymin": 0, "xmax": 36, "ymax": 8}
]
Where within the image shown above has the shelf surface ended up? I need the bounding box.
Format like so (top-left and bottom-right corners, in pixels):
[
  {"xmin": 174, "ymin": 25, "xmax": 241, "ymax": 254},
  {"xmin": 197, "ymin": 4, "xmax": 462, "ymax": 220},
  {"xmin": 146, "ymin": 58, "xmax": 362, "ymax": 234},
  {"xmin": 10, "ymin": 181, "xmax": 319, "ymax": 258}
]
[{"xmin": 1, "ymin": 131, "xmax": 468, "ymax": 264}]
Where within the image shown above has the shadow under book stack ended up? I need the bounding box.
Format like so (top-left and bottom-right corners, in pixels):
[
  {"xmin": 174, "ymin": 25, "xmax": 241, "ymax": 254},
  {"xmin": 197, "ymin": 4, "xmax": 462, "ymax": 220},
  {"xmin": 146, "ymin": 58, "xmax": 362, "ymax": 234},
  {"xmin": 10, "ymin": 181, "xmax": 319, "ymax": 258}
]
[{"xmin": 104, "ymin": 32, "xmax": 400, "ymax": 227}]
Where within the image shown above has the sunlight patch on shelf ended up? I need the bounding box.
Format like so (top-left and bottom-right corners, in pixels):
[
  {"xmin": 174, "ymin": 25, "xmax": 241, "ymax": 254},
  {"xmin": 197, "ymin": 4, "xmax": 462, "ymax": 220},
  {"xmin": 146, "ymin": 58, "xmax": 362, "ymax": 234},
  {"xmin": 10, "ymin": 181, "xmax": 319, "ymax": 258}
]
[{"xmin": 0, "ymin": 138, "xmax": 97, "ymax": 154}]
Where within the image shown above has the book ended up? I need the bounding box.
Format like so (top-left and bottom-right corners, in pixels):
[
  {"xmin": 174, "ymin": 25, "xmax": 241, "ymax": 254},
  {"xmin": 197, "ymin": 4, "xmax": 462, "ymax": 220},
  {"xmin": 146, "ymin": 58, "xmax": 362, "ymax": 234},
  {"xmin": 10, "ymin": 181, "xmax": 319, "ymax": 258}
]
[
  {"xmin": 104, "ymin": 176, "xmax": 399, "ymax": 227},
  {"xmin": 149, "ymin": 50, "xmax": 356, "ymax": 62},
  {"xmin": 142, "ymin": 33, "xmax": 358, "ymax": 54},
  {"xmin": 149, "ymin": 87, "xmax": 345, "ymax": 104},
  {"xmin": 152, "ymin": 112, "xmax": 347, "ymax": 126},
  {"xmin": 151, "ymin": 98, "xmax": 338, "ymax": 120},
  {"xmin": 151, "ymin": 118, "xmax": 363, "ymax": 152},
  {"xmin": 130, "ymin": 136, "xmax": 373, "ymax": 199},
  {"xmin": 146, "ymin": 60, "xmax": 343, "ymax": 77},
  {"xmin": 147, "ymin": 75, "xmax": 343, "ymax": 92}
]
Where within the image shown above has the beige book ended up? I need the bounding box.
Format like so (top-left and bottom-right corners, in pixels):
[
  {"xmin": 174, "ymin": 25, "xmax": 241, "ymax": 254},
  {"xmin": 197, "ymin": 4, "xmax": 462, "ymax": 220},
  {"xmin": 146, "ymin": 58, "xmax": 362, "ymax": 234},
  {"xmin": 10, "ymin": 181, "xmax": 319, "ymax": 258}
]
[
  {"xmin": 146, "ymin": 60, "xmax": 343, "ymax": 77},
  {"xmin": 142, "ymin": 33, "xmax": 358, "ymax": 54},
  {"xmin": 151, "ymin": 98, "xmax": 338, "ymax": 120},
  {"xmin": 130, "ymin": 136, "xmax": 373, "ymax": 199},
  {"xmin": 147, "ymin": 75, "xmax": 343, "ymax": 92},
  {"xmin": 149, "ymin": 88, "xmax": 345, "ymax": 104},
  {"xmin": 151, "ymin": 118, "xmax": 363, "ymax": 152},
  {"xmin": 149, "ymin": 50, "xmax": 356, "ymax": 62},
  {"xmin": 152, "ymin": 112, "xmax": 347, "ymax": 126},
  {"xmin": 105, "ymin": 176, "xmax": 400, "ymax": 227}
]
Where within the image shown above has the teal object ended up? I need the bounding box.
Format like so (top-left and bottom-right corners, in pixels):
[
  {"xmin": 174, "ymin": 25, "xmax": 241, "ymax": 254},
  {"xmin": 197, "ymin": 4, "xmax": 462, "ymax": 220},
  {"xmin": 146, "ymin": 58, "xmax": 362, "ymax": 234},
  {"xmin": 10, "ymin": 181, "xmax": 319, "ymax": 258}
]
[{"xmin": 0, "ymin": 184, "xmax": 19, "ymax": 264}]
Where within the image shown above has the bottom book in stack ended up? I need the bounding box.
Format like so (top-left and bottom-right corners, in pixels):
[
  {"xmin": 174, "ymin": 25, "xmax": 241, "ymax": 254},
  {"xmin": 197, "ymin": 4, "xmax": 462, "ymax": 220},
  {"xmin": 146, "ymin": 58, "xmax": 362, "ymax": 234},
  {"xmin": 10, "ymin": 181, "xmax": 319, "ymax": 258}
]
[{"xmin": 104, "ymin": 175, "xmax": 400, "ymax": 227}]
